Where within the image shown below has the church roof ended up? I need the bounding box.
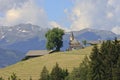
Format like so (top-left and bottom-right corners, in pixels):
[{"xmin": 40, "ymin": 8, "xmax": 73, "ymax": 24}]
[
  {"xmin": 69, "ymin": 32, "xmax": 83, "ymax": 50},
  {"xmin": 70, "ymin": 39, "xmax": 80, "ymax": 45},
  {"xmin": 26, "ymin": 50, "xmax": 50, "ymax": 57}
]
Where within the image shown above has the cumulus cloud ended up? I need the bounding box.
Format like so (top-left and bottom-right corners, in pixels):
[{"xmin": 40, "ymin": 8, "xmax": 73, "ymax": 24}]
[
  {"xmin": 49, "ymin": 21, "xmax": 70, "ymax": 32},
  {"xmin": 0, "ymin": 0, "xmax": 48, "ymax": 27},
  {"xmin": 65, "ymin": 0, "xmax": 120, "ymax": 32},
  {"xmin": 107, "ymin": 12, "xmax": 114, "ymax": 19},
  {"xmin": 50, "ymin": 21, "xmax": 63, "ymax": 28},
  {"xmin": 112, "ymin": 26, "xmax": 120, "ymax": 34},
  {"xmin": 0, "ymin": 0, "xmax": 28, "ymax": 12},
  {"xmin": 0, "ymin": 0, "xmax": 120, "ymax": 34}
]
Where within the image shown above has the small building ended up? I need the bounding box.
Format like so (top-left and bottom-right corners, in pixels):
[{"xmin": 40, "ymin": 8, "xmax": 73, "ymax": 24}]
[
  {"xmin": 69, "ymin": 32, "xmax": 83, "ymax": 50},
  {"xmin": 87, "ymin": 40, "xmax": 102, "ymax": 45},
  {"xmin": 24, "ymin": 50, "xmax": 50, "ymax": 60}
]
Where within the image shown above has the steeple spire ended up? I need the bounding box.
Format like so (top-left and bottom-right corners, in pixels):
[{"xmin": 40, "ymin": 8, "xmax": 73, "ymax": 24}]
[{"xmin": 70, "ymin": 32, "xmax": 74, "ymax": 41}]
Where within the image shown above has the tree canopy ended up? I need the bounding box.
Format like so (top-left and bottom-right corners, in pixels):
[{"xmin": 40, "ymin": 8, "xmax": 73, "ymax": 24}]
[{"xmin": 45, "ymin": 28, "xmax": 64, "ymax": 51}]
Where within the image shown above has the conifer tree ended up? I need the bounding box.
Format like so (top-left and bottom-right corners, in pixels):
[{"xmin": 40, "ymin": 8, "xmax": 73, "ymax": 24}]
[
  {"xmin": 113, "ymin": 38, "xmax": 120, "ymax": 79},
  {"xmin": 66, "ymin": 56, "xmax": 90, "ymax": 80},
  {"xmin": 90, "ymin": 45, "xmax": 104, "ymax": 80},
  {"xmin": 100, "ymin": 41, "xmax": 110, "ymax": 79},
  {"xmin": 40, "ymin": 66, "xmax": 49, "ymax": 80},
  {"xmin": 101, "ymin": 40, "xmax": 114, "ymax": 79},
  {"xmin": 62, "ymin": 69, "xmax": 69, "ymax": 79},
  {"xmin": 116, "ymin": 56, "xmax": 120, "ymax": 79},
  {"xmin": 99, "ymin": 39, "xmax": 120, "ymax": 80},
  {"xmin": 50, "ymin": 63, "xmax": 68, "ymax": 80},
  {"xmin": 50, "ymin": 63, "xmax": 63, "ymax": 80},
  {"xmin": 112, "ymin": 38, "xmax": 120, "ymax": 65},
  {"xmin": 77, "ymin": 56, "xmax": 90, "ymax": 80}
]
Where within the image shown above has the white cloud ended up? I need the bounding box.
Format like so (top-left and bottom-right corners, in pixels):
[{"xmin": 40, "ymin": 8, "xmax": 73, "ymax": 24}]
[
  {"xmin": 112, "ymin": 26, "xmax": 120, "ymax": 34},
  {"xmin": 107, "ymin": 12, "xmax": 114, "ymax": 19},
  {"xmin": 50, "ymin": 21, "xmax": 62, "ymax": 28},
  {"xmin": 0, "ymin": 0, "xmax": 28, "ymax": 12},
  {"xmin": 49, "ymin": 21, "xmax": 70, "ymax": 32},
  {"xmin": 65, "ymin": 0, "xmax": 120, "ymax": 31},
  {"xmin": 0, "ymin": 0, "xmax": 48, "ymax": 28},
  {"xmin": 108, "ymin": 0, "xmax": 114, "ymax": 6},
  {"xmin": 0, "ymin": 0, "xmax": 120, "ymax": 32},
  {"xmin": 5, "ymin": 9, "xmax": 20, "ymax": 23}
]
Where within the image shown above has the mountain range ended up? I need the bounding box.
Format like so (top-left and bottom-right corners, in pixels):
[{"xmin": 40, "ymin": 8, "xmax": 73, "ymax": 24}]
[
  {"xmin": 0, "ymin": 23, "xmax": 119, "ymax": 68},
  {"xmin": 0, "ymin": 48, "xmax": 24, "ymax": 68}
]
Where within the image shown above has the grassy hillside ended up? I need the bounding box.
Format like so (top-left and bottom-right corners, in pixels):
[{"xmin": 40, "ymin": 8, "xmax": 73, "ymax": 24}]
[{"xmin": 0, "ymin": 46, "xmax": 93, "ymax": 80}]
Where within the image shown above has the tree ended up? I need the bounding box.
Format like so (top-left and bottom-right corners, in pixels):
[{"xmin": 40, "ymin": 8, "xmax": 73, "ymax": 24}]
[
  {"xmin": 79, "ymin": 56, "xmax": 90, "ymax": 80},
  {"xmin": 40, "ymin": 66, "xmax": 49, "ymax": 80},
  {"xmin": 62, "ymin": 69, "xmax": 69, "ymax": 79},
  {"xmin": 50, "ymin": 63, "xmax": 68, "ymax": 80},
  {"xmin": 116, "ymin": 56, "xmax": 120, "ymax": 79},
  {"xmin": 8, "ymin": 73, "xmax": 19, "ymax": 80},
  {"xmin": 45, "ymin": 28, "xmax": 64, "ymax": 51},
  {"xmin": 0, "ymin": 77, "xmax": 4, "ymax": 80},
  {"xmin": 82, "ymin": 40, "xmax": 87, "ymax": 47},
  {"xmin": 100, "ymin": 40, "xmax": 120, "ymax": 80},
  {"xmin": 66, "ymin": 56, "xmax": 90, "ymax": 80},
  {"xmin": 112, "ymin": 38, "xmax": 120, "ymax": 80},
  {"xmin": 90, "ymin": 45, "xmax": 105, "ymax": 80}
]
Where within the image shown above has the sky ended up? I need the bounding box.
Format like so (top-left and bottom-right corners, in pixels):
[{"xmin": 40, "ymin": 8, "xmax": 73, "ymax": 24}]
[{"xmin": 0, "ymin": 0, "xmax": 120, "ymax": 34}]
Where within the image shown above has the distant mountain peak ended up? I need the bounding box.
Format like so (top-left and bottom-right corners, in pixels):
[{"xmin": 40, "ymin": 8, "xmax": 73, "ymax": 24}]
[{"xmin": 0, "ymin": 23, "xmax": 49, "ymax": 45}]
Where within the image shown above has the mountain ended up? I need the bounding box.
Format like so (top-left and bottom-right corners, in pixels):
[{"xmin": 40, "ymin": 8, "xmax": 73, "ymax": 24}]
[
  {"xmin": 6, "ymin": 37, "xmax": 46, "ymax": 53},
  {"xmin": 0, "ymin": 23, "xmax": 48, "ymax": 46},
  {"xmin": 0, "ymin": 48, "xmax": 24, "ymax": 68},
  {"xmin": 0, "ymin": 24, "xmax": 119, "ymax": 68},
  {"xmin": 0, "ymin": 23, "xmax": 49, "ymax": 51},
  {"xmin": 0, "ymin": 24, "xmax": 119, "ymax": 52},
  {"xmin": 72, "ymin": 28, "xmax": 118, "ymax": 40},
  {"xmin": 0, "ymin": 23, "xmax": 48, "ymax": 68}
]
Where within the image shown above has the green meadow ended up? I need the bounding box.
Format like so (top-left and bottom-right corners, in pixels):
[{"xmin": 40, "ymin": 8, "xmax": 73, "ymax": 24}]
[{"xmin": 0, "ymin": 46, "xmax": 93, "ymax": 80}]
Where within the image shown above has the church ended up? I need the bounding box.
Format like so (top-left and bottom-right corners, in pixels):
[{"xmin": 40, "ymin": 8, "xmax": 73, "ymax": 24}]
[{"xmin": 68, "ymin": 32, "xmax": 83, "ymax": 50}]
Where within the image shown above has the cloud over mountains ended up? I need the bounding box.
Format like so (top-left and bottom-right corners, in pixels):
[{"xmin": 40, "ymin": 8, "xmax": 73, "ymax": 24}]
[
  {"xmin": 0, "ymin": 0, "xmax": 48, "ymax": 27},
  {"xmin": 65, "ymin": 0, "xmax": 120, "ymax": 34},
  {"xmin": 0, "ymin": 0, "xmax": 28, "ymax": 12},
  {"xmin": 0, "ymin": 0, "xmax": 120, "ymax": 34}
]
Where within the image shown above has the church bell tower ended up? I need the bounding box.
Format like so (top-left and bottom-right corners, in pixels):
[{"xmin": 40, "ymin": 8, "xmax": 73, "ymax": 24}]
[{"xmin": 70, "ymin": 32, "xmax": 74, "ymax": 41}]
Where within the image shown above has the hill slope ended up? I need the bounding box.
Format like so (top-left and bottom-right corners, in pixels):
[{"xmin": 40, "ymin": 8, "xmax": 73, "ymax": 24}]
[{"xmin": 0, "ymin": 46, "xmax": 92, "ymax": 80}]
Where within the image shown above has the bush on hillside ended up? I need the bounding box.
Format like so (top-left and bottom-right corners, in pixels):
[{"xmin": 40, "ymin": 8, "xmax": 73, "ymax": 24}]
[{"xmin": 0, "ymin": 77, "xmax": 4, "ymax": 80}]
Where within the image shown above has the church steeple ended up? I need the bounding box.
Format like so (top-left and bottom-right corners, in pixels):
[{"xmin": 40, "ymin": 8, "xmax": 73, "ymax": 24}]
[
  {"xmin": 70, "ymin": 32, "xmax": 74, "ymax": 41},
  {"xmin": 69, "ymin": 32, "xmax": 83, "ymax": 50}
]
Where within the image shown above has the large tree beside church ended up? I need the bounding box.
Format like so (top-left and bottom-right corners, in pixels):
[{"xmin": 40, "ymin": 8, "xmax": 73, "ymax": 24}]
[{"xmin": 45, "ymin": 28, "xmax": 64, "ymax": 51}]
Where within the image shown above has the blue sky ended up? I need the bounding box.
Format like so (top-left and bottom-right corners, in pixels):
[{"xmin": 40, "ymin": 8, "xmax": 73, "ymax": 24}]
[
  {"xmin": 40, "ymin": 0, "xmax": 73, "ymax": 28},
  {"xmin": 42, "ymin": 0, "xmax": 73, "ymax": 21},
  {"xmin": 0, "ymin": 0, "xmax": 120, "ymax": 34}
]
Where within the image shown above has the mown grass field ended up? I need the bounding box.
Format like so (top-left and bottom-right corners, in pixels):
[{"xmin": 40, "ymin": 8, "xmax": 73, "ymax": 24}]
[{"xmin": 0, "ymin": 46, "xmax": 93, "ymax": 80}]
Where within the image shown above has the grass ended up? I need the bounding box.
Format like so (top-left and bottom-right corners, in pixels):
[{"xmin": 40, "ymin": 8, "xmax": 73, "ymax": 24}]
[{"xmin": 0, "ymin": 46, "xmax": 93, "ymax": 80}]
